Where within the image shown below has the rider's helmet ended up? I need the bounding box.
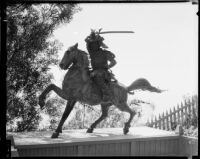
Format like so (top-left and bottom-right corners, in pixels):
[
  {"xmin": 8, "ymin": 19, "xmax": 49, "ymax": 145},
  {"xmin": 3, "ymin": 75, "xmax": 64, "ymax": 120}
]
[{"xmin": 85, "ymin": 29, "xmax": 108, "ymax": 50}]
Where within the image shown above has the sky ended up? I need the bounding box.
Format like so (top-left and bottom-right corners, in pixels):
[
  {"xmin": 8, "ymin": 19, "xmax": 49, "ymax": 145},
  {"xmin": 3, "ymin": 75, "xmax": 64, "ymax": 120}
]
[{"xmin": 49, "ymin": 2, "xmax": 198, "ymax": 119}]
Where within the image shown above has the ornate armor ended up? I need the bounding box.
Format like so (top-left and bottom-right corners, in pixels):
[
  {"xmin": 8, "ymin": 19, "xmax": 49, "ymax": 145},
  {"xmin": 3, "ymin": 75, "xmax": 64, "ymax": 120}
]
[{"xmin": 85, "ymin": 30, "xmax": 116, "ymax": 102}]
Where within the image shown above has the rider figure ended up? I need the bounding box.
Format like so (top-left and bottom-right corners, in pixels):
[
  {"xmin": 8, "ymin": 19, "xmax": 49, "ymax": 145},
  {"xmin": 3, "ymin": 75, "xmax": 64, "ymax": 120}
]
[{"xmin": 85, "ymin": 29, "xmax": 117, "ymax": 102}]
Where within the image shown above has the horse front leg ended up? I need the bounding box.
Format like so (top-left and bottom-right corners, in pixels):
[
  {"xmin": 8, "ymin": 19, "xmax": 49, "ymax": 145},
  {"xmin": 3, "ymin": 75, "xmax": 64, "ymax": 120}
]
[
  {"xmin": 51, "ymin": 100, "xmax": 76, "ymax": 138},
  {"xmin": 38, "ymin": 84, "xmax": 67, "ymax": 109}
]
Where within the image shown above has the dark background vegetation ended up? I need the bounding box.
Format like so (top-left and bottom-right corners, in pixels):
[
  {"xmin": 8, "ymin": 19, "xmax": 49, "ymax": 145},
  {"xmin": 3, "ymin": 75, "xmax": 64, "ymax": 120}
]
[{"xmin": 6, "ymin": 3, "xmax": 81, "ymax": 132}]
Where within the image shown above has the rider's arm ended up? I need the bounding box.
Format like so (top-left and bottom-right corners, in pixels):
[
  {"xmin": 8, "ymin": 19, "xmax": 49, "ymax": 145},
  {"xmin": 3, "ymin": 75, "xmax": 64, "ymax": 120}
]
[{"xmin": 106, "ymin": 51, "xmax": 117, "ymax": 69}]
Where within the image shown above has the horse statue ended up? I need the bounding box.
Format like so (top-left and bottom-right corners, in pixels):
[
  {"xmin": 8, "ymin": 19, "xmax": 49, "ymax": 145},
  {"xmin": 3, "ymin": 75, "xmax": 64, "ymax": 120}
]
[{"xmin": 38, "ymin": 43, "xmax": 163, "ymax": 138}]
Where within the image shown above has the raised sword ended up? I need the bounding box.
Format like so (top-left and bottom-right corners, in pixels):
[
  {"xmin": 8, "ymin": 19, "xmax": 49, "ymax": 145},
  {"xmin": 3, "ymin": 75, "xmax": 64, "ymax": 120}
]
[{"xmin": 99, "ymin": 31, "xmax": 134, "ymax": 34}]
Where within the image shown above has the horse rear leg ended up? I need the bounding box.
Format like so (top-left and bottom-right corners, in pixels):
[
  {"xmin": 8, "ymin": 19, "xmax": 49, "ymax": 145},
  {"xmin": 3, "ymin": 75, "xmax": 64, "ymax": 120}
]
[
  {"xmin": 51, "ymin": 100, "xmax": 76, "ymax": 138},
  {"xmin": 87, "ymin": 103, "xmax": 112, "ymax": 133},
  {"xmin": 39, "ymin": 84, "xmax": 67, "ymax": 109},
  {"xmin": 116, "ymin": 103, "xmax": 136, "ymax": 135}
]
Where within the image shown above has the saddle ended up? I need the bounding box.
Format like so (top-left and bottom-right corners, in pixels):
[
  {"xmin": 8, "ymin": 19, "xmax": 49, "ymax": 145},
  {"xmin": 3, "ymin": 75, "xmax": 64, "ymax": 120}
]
[{"xmin": 90, "ymin": 69, "xmax": 118, "ymax": 83}]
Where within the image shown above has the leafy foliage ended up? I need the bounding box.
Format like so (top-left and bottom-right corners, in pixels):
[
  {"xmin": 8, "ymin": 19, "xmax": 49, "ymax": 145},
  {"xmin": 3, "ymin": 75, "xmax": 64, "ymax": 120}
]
[
  {"xmin": 6, "ymin": 3, "xmax": 81, "ymax": 132},
  {"xmin": 45, "ymin": 96, "xmax": 66, "ymax": 130}
]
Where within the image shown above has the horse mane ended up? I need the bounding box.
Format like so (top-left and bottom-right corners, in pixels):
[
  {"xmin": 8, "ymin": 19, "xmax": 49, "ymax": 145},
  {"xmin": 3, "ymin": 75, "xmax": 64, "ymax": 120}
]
[
  {"xmin": 76, "ymin": 48, "xmax": 90, "ymax": 69},
  {"xmin": 78, "ymin": 49, "xmax": 88, "ymax": 56}
]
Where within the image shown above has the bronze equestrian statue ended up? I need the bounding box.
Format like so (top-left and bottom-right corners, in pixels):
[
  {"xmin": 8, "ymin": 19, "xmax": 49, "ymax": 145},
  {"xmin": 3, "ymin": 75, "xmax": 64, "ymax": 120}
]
[{"xmin": 39, "ymin": 30, "xmax": 163, "ymax": 138}]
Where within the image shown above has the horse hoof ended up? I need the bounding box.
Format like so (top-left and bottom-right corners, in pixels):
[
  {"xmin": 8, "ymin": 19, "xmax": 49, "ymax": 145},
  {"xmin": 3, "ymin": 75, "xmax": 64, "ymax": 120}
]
[
  {"xmin": 51, "ymin": 132, "xmax": 59, "ymax": 138},
  {"xmin": 86, "ymin": 128, "xmax": 93, "ymax": 133},
  {"xmin": 123, "ymin": 128, "xmax": 129, "ymax": 135},
  {"xmin": 38, "ymin": 98, "xmax": 45, "ymax": 109},
  {"xmin": 39, "ymin": 101, "xmax": 45, "ymax": 109},
  {"xmin": 123, "ymin": 123, "xmax": 130, "ymax": 135}
]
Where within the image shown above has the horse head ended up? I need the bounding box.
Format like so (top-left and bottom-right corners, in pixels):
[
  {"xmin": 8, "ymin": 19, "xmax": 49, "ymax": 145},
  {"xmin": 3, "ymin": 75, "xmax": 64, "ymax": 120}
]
[
  {"xmin": 60, "ymin": 43, "xmax": 89, "ymax": 70},
  {"xmin": 59, "ymin": 43, "xmax": 79, "ymax": 70}
]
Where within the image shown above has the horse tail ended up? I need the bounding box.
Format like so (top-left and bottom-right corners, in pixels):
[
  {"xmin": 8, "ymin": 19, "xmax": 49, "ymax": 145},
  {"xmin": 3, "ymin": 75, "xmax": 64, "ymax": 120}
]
[{"xmin": 127, "ymin": 78, "xmax": 164, "ymax": 94}]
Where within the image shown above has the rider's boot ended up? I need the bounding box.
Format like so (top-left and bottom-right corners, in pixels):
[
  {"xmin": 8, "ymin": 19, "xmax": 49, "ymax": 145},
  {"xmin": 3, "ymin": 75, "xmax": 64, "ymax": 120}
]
[{"xmin": 94, "ymin": 75, "xmax": 111, "ymax": 102}]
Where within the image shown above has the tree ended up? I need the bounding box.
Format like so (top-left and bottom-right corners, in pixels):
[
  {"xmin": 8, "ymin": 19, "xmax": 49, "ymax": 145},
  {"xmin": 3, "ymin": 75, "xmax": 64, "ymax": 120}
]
[{"xmin": 6, "ymin": 3, "xmax": 81, "ymax": 132}]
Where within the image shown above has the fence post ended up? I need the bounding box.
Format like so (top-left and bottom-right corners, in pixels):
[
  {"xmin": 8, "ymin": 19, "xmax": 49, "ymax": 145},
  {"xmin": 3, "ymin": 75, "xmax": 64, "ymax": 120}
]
[
  {"xmin": 169, "ymin": 108, "xmax": 173, "ymax": 130},
  {"xmin": 192, "ymin": 96, "xmax": 198, "ymax": 118},
  {"xmin": 162, "ymin": 112, "xmax": 165, "ymax": 130},
  {"xmin": 188, "ymin": 99, "xmax": 192, "ymax": 117},
  {"xmin": 155, "ymin": 116, "xmax": 157, "ymax": 128},
  {"xmin": 184, "ymin": 99, "xmax": 189, "ymax": 119},
  {"xmin": 175, "ymin": 125, "xmax": 184, "ymax": 136},
  {"xmin": 166, "ymin": 110, "xmax": 169, "ymax": 130},
  {"xmin": 191, "ymin": 97, "xmax": 197, "ymax": 118},
  {"xmin": 173, "ymin": 106, "xmax": 176, "ymax": 124},
  {"xmin": 190, "ymin": 98, "xmax": 195, "ymax": 117},
  {"xmin": 158, "ymin": 114, "xmax": 161, "ymax": 129},
  {"xmin": 177, "ymin": 104, "xmax": 180, "ymax": 124},
  {"xmin": 180, "ymin": 102, "xmax": 184, "ymax": 125}
]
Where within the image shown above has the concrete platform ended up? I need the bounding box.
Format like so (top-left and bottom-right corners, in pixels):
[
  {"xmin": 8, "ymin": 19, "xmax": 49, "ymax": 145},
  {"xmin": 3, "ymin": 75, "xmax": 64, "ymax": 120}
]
[
  {"xmin": 7, "ymin": 127, "xmax": 197, "ymax": 157},
  {"xmin": 8, "ymin": 126, "xmax": 177, "ymax": 149}
]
